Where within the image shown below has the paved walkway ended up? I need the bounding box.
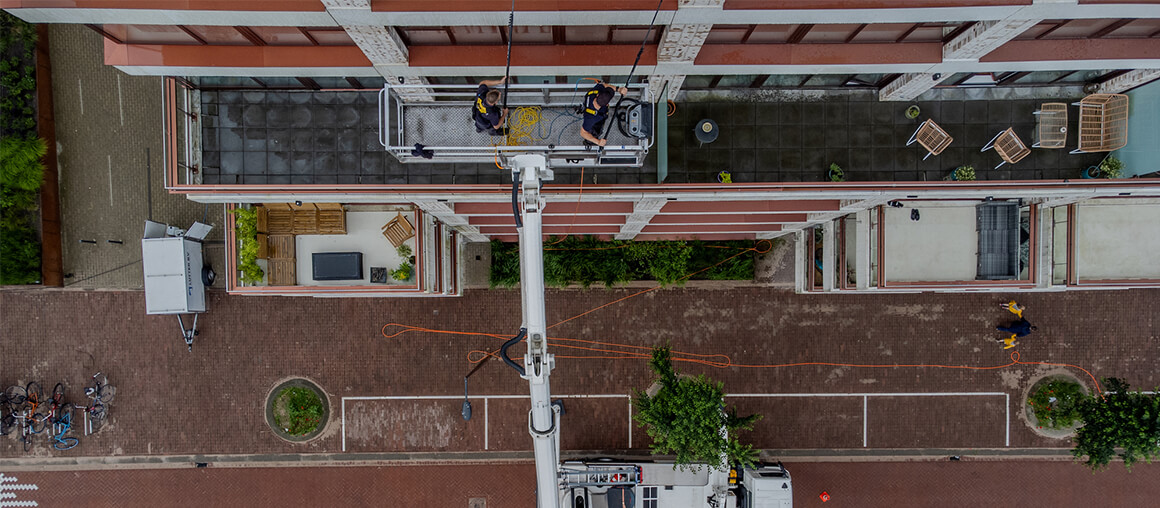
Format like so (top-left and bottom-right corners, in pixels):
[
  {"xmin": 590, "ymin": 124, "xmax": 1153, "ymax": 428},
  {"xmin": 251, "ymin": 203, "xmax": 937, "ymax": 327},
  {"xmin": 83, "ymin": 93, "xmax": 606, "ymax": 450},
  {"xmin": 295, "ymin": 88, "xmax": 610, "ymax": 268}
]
[
  {"xmin": 2, "ymin": 459, "xmax": 1157, "ymax": 507},
  {"xmin": 1, "ymin": 287, "xmax": 1157, "ymax": 460},
  {"xmin": 47, "ymin": 25, "xmax": 225, "ymax": 289}
]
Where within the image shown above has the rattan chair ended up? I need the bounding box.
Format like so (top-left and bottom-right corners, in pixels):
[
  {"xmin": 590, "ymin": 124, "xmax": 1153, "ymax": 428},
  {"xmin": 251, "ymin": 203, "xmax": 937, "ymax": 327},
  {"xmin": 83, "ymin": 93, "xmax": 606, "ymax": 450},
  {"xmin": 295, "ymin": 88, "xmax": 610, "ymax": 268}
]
[
  {"xmin": 906, "ymin": 119, "xmax": 953, "ymax": 160},
  {"xmin": 1071, "ymin": 93, "xmax": 1129, "ymax": 154},
  {"xmin": 982, "ymin": 128, "xmax": 1031, "ymax": 169},
  {"xmin": 1033, "ymin": 103, "xmax": 1067, "ymax": 149}
]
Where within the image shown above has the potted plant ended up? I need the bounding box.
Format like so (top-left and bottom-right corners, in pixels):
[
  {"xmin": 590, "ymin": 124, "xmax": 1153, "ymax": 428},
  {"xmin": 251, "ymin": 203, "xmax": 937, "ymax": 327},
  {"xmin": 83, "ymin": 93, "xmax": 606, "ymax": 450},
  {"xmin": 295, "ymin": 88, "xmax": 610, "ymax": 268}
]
[
  {"xmin": 1098, "ymin": 156, "xmax": 1124, "ymax": 179},
  {"xmin": 826, "ymin": 163, "xmax": 845, "ymax": 182},
  {"xmin": 905, "ymin": 105, "xmax": 921, "ymax": 120},
  {"xmin": 391, "ymin": 262, "xmax": 414, "ymax": 282},
  {"xmin": 949, "ymin": 165, "xmax": 976, "ymax": 181}
]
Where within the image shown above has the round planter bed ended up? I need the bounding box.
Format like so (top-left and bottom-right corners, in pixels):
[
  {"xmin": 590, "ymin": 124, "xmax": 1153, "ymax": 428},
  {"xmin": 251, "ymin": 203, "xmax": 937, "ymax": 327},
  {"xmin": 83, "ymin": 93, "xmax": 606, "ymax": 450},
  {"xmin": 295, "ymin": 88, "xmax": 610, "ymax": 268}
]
[
  {"xmin": 1022, "ymin": 372, "xmax": 1088, "ymax": 439},
  {"xmin": 265, "ymin": 378, "xmax": 330, "ymax": 443}
]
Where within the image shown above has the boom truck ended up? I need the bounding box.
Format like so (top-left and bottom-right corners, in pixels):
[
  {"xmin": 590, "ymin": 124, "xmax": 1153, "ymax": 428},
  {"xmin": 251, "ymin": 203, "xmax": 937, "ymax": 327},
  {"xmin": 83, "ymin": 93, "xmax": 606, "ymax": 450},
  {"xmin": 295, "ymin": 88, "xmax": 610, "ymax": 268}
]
[{"xmin": 503, "ymin": 154, "xmax": 793, "ymax": 508}]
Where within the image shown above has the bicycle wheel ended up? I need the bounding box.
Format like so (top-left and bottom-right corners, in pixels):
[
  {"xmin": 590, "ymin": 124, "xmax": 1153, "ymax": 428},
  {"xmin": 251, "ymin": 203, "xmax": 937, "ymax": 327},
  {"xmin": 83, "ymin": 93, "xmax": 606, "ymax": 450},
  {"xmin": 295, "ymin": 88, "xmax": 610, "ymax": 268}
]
[
  {"xmin": 25, "ymin": 382, "xmax": 42, "ymax": 404},
  {"xmin": 98, "ymin": 384, "xmax": 115, "ymax": 403},
  {"xmin": 53, "ymin": 437, "xmax": 79, "ymax": 450},
  {"xmin": 88, "ymin": 404, "xmax": 106, "ymax": 432},
  {"xmin": 0, "ymin": 412, "xmax": 14, "ymax": 436},
  {"xmin": 29, "ymin": 414, "xmax": 47, "ymax": 434},
  {"xmin": 22, "ymin": 431, "xmax": 32, "ymax": 452},
  {"xmin": 52, "ymin": 383, "xmax": 64, "ymax": 404},
  {"xmin": 58, "ymin": 404, "xmax": 74, "ymax": 425},
  {"xmin": 4, "ymin": 385, "xmax": 26, "ymax": 405}
]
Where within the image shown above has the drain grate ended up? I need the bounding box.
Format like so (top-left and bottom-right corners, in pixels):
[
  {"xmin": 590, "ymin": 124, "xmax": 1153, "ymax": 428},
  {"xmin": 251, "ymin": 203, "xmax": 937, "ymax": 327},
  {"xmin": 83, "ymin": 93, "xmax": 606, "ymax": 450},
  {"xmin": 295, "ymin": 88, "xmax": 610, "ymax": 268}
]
[{"xmin": 468, "ymin": 497, "xmax": 487, "ymax": 508}]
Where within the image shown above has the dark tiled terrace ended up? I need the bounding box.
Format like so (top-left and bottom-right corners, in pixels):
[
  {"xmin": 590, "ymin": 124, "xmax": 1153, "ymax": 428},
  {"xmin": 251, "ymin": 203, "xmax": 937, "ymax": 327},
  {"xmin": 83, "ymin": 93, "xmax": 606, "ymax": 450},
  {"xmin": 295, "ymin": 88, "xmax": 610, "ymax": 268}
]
[{"xmin": 200, "ymin": 89, "xmax": 1107, "ymax": 186}]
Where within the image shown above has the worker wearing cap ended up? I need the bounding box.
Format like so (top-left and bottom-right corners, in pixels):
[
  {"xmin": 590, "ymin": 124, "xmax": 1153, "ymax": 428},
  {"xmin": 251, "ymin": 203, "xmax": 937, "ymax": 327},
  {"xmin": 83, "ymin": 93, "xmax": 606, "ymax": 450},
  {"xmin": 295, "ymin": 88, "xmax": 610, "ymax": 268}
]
[
  {"xmin": 580, "ymin": 81, "xmax": 628, "ymax": 147},
  {"xmin": 472, "ymin": 77, "xmax": 509, "ymax": 136}
]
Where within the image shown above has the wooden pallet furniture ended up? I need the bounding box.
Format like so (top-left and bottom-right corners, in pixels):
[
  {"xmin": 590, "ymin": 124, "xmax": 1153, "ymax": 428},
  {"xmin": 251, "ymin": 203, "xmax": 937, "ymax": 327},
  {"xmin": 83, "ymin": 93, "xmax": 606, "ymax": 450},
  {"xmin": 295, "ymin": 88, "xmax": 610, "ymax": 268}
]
[
  {"xmin": 266, "ymin": 234, "xmax": 297, "ymax": 286},
  {"xmin": 1033, "ymin": 103, "xmax": 1067, "ymax": 149},
  {"xmin": 261, "ymin": 203, "xmax": 294, "ymax": 234},
  {"xmin": 316, "ymin": 203, "xmax": 347, "ymax": 234},
  {"xmin": 982, "ymin": 128, "xmax": 1031, "ymax": 169},
  {"xmin": 382, "ymin": 212, "xmax": 415, "ymax": 248},
  {"xmin": 906, "ymin": 119, "xmax": 953, "ymax": 160},
  {"xmin": 1071, "ymin": 93, "xmax": 1129, "ymax": 154},
  {"xmin": 290, "ymin": 202, "xmax": 318, "ymax": 234}
]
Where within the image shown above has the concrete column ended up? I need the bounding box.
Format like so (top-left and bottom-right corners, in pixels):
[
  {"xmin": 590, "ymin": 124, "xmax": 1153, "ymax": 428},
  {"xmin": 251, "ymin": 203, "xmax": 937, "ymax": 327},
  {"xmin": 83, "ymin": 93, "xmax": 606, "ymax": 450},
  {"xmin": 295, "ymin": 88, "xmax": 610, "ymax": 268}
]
[
  {"xmin": 322, "ymin": 0, "xmax": 433, "ymax": 100},
  {"xmin": 1098, "ymin": 69, "xmax": 1160, "ymax": 93},
  {"xmin": 855, "ymin": 209, "xmax": 871, "ymax": 290},
  {"xmin": 648, "ymin": 1, "xmax": 721, "ymax": 100},
  {"xmin": 615, "ymin": 198, "xmax": 667, "ymax": 240},
  {"xmin": 881, "ymin": 17, "xmax": 1042, "ymax": 101},
  {"xmin": 414, "ymin": 200, "xmax": 488, "ymax": 242},
  {"xmin": 821, "ymin": 220, "xmax": 835, "ymax": 292}
]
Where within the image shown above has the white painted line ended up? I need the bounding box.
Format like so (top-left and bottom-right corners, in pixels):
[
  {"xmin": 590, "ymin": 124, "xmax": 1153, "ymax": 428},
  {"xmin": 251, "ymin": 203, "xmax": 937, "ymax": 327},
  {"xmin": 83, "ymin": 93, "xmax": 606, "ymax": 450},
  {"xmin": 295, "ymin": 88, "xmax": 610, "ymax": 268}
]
[
  {"xmin": 116, "ymin": 74, "xmax": 124, "ymax": 126},
  {"xmin": 863, "ymin": 395, "xmax": 868, "ymax": 448},
  {"xmin": 342, "ymin": 394, "xmax": 629, "ymax": 401},
  {"xmin": 727, "ymin": 392, "xmax": 1006, "ymax": 398},
  {"xmin": 484, "ymin": 398, "xmax": 489, "ymax": 451},
  {"xmin": 627, "ymin": 398, "xmax": 633, "ymax": 449},
  {"xmin": 77, "ymin": 78, "xmax": 83, "ymax": 116},
  {"xmin": 1005, "ymin": 393, "xmax": 1010, "ymax": 447},
  {"xmin": 107, "ymin": 156, "xmax": 114, "ymax": 206},
  {"xmin": 341, "ymin": 398, "xmax": 346, "ymax": 452}
]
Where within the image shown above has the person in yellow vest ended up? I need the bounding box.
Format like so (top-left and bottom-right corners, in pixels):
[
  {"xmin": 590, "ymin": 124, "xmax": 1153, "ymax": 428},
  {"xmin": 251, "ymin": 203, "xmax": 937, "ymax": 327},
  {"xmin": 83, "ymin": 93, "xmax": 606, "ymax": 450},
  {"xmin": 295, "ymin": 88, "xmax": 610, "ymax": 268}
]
[
  {"xmin": 580, "ymin": 80, "xmax": 628, "ymax": 147},
  {"xmin": 1000, "ymin": 300, "xmax": 1024, "ymax": 318},
  {"xmin": 472, "ymin": 77, "xmax": 509, "ymax": 136}
]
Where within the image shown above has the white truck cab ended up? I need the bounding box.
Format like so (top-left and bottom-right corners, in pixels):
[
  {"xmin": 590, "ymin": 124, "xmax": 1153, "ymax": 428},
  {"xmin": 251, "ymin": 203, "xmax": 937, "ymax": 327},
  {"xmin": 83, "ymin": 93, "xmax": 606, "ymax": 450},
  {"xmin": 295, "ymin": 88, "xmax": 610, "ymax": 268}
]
[{"xmin": 558, "ymin": 460, "xmax": 792, "ymax": 508}]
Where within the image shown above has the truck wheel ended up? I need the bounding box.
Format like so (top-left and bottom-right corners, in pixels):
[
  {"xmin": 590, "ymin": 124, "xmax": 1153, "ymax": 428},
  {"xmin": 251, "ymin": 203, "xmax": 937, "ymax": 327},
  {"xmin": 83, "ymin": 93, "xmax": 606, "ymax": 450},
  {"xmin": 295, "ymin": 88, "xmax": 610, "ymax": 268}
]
[{"xmin": 202, "ymin": 266, "xmax": 216, "ymax": 286}]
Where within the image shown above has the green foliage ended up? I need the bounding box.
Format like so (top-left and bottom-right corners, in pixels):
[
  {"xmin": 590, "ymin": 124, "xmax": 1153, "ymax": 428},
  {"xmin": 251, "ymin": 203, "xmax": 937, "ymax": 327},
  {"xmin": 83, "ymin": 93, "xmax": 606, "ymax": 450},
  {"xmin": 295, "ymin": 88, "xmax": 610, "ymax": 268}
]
[
  {"xmin": 827, "ymin": 163, "xmax": 845, "ymax": 182},
  {"xmin": 633, "ymin": 346, "xmax": 761, "ymax": 470},
  {"xmin": 229, "ymin": 207, "xmax": 264, "ymax": 285},
  {"xmin": 1, "ymin": 136, "xmax": 46, "ymax": 192},
  {"xmin": 1099, "ymin": 156, "xmax": 1124, "ymax": 179},
  {"xmin": 1072, "ymin": 378, "xmax": 1160, "ymax": 471},
  {"xmin": 396, "ymin": 243, "xmax": 412, "ymax": 258},
  {"xmin": 490, "ymin": 237, "xmax": 756, "ymax": 289},
  {"xmin": 391, "ymin": 262, "xmax": 413, "ymax": 281},
  {"xmin": 953, "ymin": 165, "xmax": 976, "ymax": 181},
  {"xmin": 1028, "ymin": 378, "xmax": 1085, "ymax": 430},
  {"xmin": 274, "ymin": 387, "xmax": 324, "ymax": 436},
  {"xmin": 1, "ymin": 11, "xmax": 39, "ymax": 140},
  {"xmin": 0, "ymin": 224, "xmax": 40, "ymax": 284}
]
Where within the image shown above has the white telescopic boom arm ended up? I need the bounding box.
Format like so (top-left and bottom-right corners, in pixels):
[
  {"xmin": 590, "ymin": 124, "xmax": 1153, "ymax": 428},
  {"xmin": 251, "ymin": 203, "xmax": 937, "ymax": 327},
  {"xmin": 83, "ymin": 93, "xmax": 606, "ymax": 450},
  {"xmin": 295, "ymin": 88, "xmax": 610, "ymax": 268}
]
[{"xmin": 506, "ymin": 154, "xmax": 561, "ymax": 508}]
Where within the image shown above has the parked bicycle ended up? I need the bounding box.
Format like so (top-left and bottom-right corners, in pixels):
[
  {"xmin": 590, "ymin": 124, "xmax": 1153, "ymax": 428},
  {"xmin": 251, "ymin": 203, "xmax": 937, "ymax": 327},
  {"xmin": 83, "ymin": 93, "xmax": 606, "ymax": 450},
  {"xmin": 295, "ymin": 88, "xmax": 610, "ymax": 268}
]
[
  {"xmin": 0, "ymin": 400, "xmax": 16, "ymax": 436},
  {"xmin": 83, "ymin": 399, "xmax": 106, "ymax": 433},
  {"xmin": 48, "ymin": 403, "xmax": 78, "ymax": 450},
  {"xmin": 43, "ymin": 382, "xmax": 66, "ymax": 421},
  {"xmin": 3, "ymin": 384, "xmax": 27, "ymax": 405},
  {"xmin": 84, "ymin": 373, "xmax": 115, "ymax": 403}
]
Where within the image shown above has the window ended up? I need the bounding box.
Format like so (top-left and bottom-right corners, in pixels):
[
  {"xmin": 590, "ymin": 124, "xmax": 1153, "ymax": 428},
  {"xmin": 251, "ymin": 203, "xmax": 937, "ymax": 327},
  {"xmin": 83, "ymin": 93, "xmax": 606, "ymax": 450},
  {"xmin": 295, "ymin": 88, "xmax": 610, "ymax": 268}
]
[{"xmin": 642, "ymin": 486, "xmax": 658, "ymax": 508}]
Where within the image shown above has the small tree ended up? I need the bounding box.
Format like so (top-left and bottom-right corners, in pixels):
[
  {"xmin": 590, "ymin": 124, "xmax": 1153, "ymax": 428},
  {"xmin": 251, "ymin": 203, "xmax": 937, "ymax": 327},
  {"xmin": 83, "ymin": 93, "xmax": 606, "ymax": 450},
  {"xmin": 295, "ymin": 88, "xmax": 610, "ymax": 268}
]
[
  {"xmin": 1072, "ymin": 378, "xmax": 1160, "ymax": 470},
  {"xmin": 633, "ymin": 346, "xmax": 761, "ymax": 470}
]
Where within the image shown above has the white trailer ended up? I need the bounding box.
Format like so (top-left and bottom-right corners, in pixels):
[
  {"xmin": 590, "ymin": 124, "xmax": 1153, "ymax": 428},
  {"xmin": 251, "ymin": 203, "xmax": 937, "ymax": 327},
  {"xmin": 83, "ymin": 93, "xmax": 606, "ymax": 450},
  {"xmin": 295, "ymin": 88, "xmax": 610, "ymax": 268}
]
[{"xmin": 141, "ymin": 221, "xmax": 213, "ymax": 352}]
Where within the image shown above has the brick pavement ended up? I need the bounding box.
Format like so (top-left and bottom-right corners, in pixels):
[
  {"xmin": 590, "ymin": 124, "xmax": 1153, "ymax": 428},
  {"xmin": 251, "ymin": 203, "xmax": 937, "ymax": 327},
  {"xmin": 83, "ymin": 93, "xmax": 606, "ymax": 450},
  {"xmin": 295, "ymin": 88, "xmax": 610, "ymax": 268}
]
[
  {"xmin": 3, "ymin": 460, "xmax": 1159, "ymax": 507},
  {"xmin": 47, "ymin": 25, "xmax": 225, "ymax": 289},
  {"xmin": 1, "ymin": 287, "xmax": 1157, "ymax": 460}
]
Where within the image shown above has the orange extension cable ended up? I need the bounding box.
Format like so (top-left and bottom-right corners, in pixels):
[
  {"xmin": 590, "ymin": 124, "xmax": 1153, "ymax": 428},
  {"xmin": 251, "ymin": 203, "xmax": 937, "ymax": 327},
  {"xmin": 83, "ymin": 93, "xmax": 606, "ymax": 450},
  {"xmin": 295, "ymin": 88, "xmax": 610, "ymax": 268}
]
[{"xmin": 380, "ymin": 238, "xmax": 1104, "ymax": 398}]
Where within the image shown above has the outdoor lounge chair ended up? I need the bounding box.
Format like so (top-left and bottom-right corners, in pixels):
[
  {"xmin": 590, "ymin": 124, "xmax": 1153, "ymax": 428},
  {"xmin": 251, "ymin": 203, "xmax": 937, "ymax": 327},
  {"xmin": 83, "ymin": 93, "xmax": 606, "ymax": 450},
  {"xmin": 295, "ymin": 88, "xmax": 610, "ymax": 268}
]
[{"xmin": 906, "ymin": 119, "xmax": 953, "ymax": 160}]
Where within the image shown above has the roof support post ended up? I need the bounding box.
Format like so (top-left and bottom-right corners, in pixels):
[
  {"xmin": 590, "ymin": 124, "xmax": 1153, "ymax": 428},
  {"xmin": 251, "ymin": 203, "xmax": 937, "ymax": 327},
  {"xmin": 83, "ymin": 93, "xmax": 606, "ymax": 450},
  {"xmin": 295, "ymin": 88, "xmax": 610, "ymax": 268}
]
[
  {"xmin": 322, "ymin": 0, "xmax": 433, "ymax": 101},
  {"xmin": 1097, "ymin": 69, "xmax": 1160, "ymax": 93}
]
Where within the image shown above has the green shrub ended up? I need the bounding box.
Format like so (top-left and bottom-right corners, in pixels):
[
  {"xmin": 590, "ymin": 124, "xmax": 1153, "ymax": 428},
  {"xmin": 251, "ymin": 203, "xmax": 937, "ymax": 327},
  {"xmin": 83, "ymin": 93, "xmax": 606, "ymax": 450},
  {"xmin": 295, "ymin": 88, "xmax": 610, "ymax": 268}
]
[
  {"xmin": 1, "ymin": 136, "xmax": 46, "ymax": 192},
  {"xmin": 229, "ymin": 207, "xmax": 264, "ymax": 285},
  {"xmin": 391, "ymin": 262, "xmax": 413, "ymax": 281},
  {"xmin": 1099, "ymin": 156, "xmax": 1124, "ymax": 179},
  {"xmin": 1072, "ymin": 378, "xmax": 1160, "ymax": 471},
  {"xmin": 1028, "ymin": 378, "xmax": 1084, "ymax": 430},
  {"xmin": 396, "ymin": 243, "xmax": 412, "ymax": 258},
  {"xmin": 953, "ymin": 165, "xmax": 976, "ymax": 181},
  {"xmin": 0, "ymin": 224, "xmax": 40, "ymax": 284},
  {"xmin": 633, "ymin": 346, "xmax": 761, "ymax": 470},
  {"xmin": 490, "ymin": 237, "xmax": 756, "ymax": 289},
  {"xmin": 274, "ymin": 387, "xmax": 324, "ymax": 436}
]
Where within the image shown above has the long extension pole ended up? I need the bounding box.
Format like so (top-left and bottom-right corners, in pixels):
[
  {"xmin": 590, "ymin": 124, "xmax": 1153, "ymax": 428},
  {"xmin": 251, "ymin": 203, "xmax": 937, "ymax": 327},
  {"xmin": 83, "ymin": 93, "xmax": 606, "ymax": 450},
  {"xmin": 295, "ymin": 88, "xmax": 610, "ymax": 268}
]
[
  {"xmin": 601, "ymin": 0, "xmax": 664, "ymax": 140},
  {"xmin": 503, "ymin": 0, "xmax": 514, "ymax": 112}
]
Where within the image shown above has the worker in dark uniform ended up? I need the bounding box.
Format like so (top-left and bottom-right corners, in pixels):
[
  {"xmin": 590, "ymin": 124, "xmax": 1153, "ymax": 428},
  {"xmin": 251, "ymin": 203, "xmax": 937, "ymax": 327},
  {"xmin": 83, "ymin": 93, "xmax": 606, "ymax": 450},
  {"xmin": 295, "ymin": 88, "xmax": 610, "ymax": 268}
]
[
  {"xmin": 580, "ymin": 80, "xmax": 628, "ymax": 147},
  {"xmin": 472, "ymin": 77, "xmax": 509, "ymax": 136}
]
